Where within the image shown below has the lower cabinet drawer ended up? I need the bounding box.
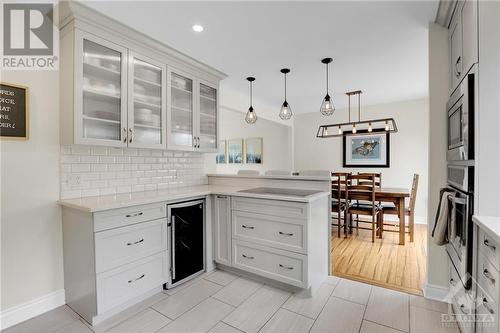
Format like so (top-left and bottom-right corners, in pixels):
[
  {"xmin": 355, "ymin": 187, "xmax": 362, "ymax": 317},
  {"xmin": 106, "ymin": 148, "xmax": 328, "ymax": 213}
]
[
  {"xmin": 94, "ymin": 203, "xmax": 167, "ymax": 232},
  {"xmin": 232, "ymin": 240, "xmax": 307, "ymax": 288},
  {"xmin": 478, "ymin": 251, "xmax": 500, "ymax": 305},
  {"xmin": 232, "ymin": 210, "xmax": 307, "ymax": 254},
  {"xmin": 95, "ymin": 219, "xmax": 167, "ymax": 273},
  {"xmin": 96, "ymin": 252, "xmax": 167, "ymax": 314},
  {"xmin": 476, "ymin": 287, "xmax": 499, "ymax": 333},
  {"xmin": 479, "ymin": 229, "xmax": 500, "ymax": 272}
]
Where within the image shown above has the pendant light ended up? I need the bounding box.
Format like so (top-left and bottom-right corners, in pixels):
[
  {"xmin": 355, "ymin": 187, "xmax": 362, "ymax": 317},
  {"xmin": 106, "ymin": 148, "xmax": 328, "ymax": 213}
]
[
  {"xmin": 320, "ymin": 57, "xmax": 335, "ymax": 116},
  {"xmin": 245, "ymin": 77, "xmax": 257, "ymax": 124},
  {"xmin": 279, "ymin": 68, "xmax": 292, "ymax": 120}
]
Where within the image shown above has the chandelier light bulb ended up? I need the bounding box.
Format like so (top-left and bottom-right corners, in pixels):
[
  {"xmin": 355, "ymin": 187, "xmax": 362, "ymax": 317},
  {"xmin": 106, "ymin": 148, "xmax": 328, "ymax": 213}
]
[
  {"xmin": 338, "ymin": 126, "xmax": 342, "ymax": 135},
  {"xmin": 368, "ymin": 122, "xmax": 373, "ymax": 132},
  {"xmin": 352, "ymin": 124, "xmax": 357, "ymax": 134}
]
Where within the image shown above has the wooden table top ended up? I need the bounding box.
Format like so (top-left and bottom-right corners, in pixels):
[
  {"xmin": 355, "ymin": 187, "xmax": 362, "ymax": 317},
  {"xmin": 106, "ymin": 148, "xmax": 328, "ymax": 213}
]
[{"xmin": 334, "ymin": 186, "xmax": 410, "ymax": 198}]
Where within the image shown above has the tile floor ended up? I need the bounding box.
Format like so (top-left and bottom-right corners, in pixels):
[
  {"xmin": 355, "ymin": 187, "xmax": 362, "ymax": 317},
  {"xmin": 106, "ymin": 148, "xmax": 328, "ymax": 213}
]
[{"xmin": 4, "ymin": 270, "xmax": 459, "ymax": 333}]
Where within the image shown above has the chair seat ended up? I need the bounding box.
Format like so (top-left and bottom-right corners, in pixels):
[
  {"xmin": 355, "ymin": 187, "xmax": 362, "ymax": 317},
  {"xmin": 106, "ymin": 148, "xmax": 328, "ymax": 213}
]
[
  {"xmin": 332, "ymin": 200, "xmax": 346, "ymax": 211},
  {"xmin": 382, "ymin": 203, "xmax": 410, "ymax": 215},
  {"xmin": 349, "ymin": 202, "xmax": 381, "ymax": 215}
]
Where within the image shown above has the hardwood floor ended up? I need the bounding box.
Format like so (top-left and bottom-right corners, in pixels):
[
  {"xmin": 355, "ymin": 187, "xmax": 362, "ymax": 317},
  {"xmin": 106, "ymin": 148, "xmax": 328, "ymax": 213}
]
[{"xmin": 331, "ymin": 223, "xmax": 427, "ymax": 296}]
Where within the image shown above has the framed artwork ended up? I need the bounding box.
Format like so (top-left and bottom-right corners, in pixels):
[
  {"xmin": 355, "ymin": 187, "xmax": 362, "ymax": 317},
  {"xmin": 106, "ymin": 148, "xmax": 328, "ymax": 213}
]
[
  {"xmin": 228, "ymin": 138, "xmax": 243, "ymax": 164},
  {"xmin": 216, "ymin": 140, "xmax": 227, "ymax": 163},
  {"xmin": 245, "ymin": 137, "xmax": 263, "ymax": 164},
  {"xmin": 343, "ymin": 133, "xmax": 390, "ymax": 168}
]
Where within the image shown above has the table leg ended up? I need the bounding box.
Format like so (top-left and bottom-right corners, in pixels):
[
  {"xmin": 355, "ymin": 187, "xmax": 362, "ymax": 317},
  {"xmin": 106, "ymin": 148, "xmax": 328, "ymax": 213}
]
[{"xmin": 398, "ymin": 197, "xmax": 405, "ymax": 245}]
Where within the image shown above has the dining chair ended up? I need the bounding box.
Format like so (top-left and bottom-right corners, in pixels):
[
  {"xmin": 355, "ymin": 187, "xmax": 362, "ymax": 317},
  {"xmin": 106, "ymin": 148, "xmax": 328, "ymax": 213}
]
[
  {"xmin": 381, "ymin": 174, "xmax": 419, "ymax": 242},
  {"xmin": 358, "ymin": 172, "xmax": 382, "ymax": 189},
  {"xmin": 331, "ymin": 172, "xmax": 350, "ymax": 237},
  {"xmin": 346, "ymin": 174, "xmax": 382, "ymax": 242},
  {"xmin": 237, "ymin": 170, "xmax": 260, "ymax": 176}
]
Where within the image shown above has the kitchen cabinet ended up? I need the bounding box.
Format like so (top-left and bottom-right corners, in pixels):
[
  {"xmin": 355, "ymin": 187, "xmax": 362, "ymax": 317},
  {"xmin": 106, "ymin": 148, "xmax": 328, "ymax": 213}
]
[
  {"xmin": 60, "ymin": 2, "xmax": 225, "ymax": 150},
  {"xmin": 167, "ymin": 69, "xmax": 219, "ymax": 152},
  {"xmin": 213, "ymin": 195, "xmax": 232, "ymax": 266},
  {"xmin": 448, "ymin": 0, "xmax": 478, "ymax": 94}
]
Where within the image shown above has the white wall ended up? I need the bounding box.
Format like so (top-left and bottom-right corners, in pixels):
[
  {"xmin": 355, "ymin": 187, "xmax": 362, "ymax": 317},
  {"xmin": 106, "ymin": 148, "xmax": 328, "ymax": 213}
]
[
  {"xmin": 0, "ymin": 71, "xmax": 64, "ymax": 313},
  {"xmin": 425, "ymin": 23, "xmax": 449, "ymax": 295},
  {"xmin": 293, "ymin": 98, "xmax": 429, "ymax": 223},
  {"xmin": 204, "ymin": 107, "xmax": 293, "ymax": 175}
]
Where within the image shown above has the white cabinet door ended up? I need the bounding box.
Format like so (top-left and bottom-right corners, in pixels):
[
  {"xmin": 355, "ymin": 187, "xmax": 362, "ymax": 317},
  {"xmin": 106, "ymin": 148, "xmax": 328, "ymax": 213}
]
[
  {"xmin": 450, "ymin": 5, "xmax": 463, "ymax": 92},
  {"xmin": 461, "ymin": 0, "xmax": 478, "ymax": 76},
  {"xmin": 75, "ymin": 29, "xmax": 128, "ymax": 147},
  {"xmin": 128, "ymin": 52, "xmax": 166, "ymax": 149},
  {"xmin": 197, "ymin": 80, "xmax": 218, "ymax": 152},
  {"xmin": 214, "ymin": 195, "xmax": 231, "ymax": 266},
  {"xmin": 167, "ymin": 69, "xmax": 196, "ymax": 151}
]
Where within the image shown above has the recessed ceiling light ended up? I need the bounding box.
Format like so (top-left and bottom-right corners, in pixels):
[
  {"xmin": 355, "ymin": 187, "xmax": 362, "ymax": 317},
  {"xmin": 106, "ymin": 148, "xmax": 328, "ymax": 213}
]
[{"xmin": 192, "ymin": 25, "xmax": 204, "ymax": 32}]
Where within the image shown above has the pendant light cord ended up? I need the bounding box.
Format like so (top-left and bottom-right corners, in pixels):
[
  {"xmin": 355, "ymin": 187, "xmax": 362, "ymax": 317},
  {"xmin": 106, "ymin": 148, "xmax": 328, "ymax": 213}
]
[
  {"xmin": 326, "ymin": 63, "xmax": 329, "ymax": 94},
  {"xmin": 358, "ymin": 93, "xmax": 361, "ymax": 122},
  {"xmin": 249, "ymin": 81, "xmax": 253, "ymax": 107},
  {"xmin": 284, "ymin": 73, "xmax": 287, "ymax": 100},
  {"xmin": 348, "ymin": 94, "xmax": 351, "ymax": 122}
]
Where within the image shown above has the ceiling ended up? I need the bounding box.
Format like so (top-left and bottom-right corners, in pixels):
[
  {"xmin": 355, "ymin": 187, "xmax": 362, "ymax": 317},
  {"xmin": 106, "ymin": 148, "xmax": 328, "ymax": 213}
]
[{"xmin": 86, "ymin": 1, "xmax": 439, "ymax": 117}]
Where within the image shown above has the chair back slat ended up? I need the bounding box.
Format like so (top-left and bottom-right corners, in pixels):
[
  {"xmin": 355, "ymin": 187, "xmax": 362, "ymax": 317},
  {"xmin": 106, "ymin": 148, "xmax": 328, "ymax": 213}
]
[
  {"xmin": 346, "ymin": 174, "xmax": 377, "ymax": 205},
  {"xmin": 358, "ymin": 172, "xmax": 382, "ymax": 189},
  {"xmin": 409, "ymin": 174, "xmax": 419, "ymax": 212}
]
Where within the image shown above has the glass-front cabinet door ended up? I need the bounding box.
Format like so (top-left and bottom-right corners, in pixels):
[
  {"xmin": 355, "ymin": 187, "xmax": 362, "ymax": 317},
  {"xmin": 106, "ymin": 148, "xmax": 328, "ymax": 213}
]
[
  {"xmin": 76, "ymin": 30, "xmax": 128, "ymax": 146},
  {"xmin": 168, "ymin": 69, "xmax": 196, "ymax": 151},
  {"xmin": 197, "ymin": 81, "xmax": 218, "ymax": 152},
  {"xmin": 128, "ymin": 52, "xmax": 166, "ymax": 149}
]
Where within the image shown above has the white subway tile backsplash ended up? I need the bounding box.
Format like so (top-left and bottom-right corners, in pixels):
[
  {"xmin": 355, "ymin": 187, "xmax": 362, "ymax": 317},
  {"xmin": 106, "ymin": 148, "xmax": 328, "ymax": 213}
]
[{"xmin": 60, "ymin": 145, "xmax": 207, "ymax": 199}]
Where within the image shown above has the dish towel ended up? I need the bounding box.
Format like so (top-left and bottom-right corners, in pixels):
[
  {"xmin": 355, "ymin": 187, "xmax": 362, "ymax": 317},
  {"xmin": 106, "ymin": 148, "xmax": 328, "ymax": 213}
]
[{"xmin": 432, "ymin": 189, "xmax": 454, "ymax": 246}]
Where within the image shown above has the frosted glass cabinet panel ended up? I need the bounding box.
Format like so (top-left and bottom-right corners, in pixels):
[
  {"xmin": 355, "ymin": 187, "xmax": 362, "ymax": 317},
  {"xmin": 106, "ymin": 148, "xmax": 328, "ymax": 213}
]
[
  {"xmin": 128, "ymin": 53, "xmax": 166, "ymax": 149},
  {"xmin": 78, "ymin": 32, "xmax": 127, "ymax": 146},
  {"xmin": 168, "ymin": 70, "xmax": 196, "ymax": 150},
  {"xmin": 198, "ymin": 82, "xmax": 218, "ymax": 151}
]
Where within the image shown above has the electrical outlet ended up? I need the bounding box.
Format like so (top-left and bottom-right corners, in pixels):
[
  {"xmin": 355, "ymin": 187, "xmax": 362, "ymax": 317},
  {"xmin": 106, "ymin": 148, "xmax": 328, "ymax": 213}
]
[{"xmin": 69, "ymin": 174, "xmax": 81, "ymax": 186}]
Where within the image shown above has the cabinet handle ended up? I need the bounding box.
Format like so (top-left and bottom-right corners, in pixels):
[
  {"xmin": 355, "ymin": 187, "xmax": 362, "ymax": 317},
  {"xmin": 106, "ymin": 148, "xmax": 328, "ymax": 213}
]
[
  {"xmin": 172, "ymin": 216, "xmax": 176, "ymax": 280},
  {"xmin": 122, "ymin": 128, "xmax": 127, "ymax": 143},
  {"xmin": 216, "ymin": 195, "xmax": 227, "ymax": 199},
  {"xmin": 242, "ymin": 254, "xmax": 254, "ymax": 259},
  {"xmin": 279, "ymin": 231, "xmax": 294, "ymax": 236},
  {"xmin": 242, "ymin": 225, "xmax": 255, "ymax": 230},
  {"xmin": 450, "ymin": 278, "xmax": 457, "ymax": 286},
  {"xmin": 126, "ymin": 238, "xmax": 144, "ymax": 246},
  {"xmin": 455, "ymin": 56, "xmax": 462, "ymax": 78},
  {"xmin": 483, "ymin": 298, "xmax": 495, "ymax": 314},
  {"xmin": 483, "ymin": 268, "xmax": 496, "ymax": 284},
  {"xmin": 279, "ymin": 264, "xmax": 294, "ymax": 270},
  {"xmin": 129, "ymin": 128, "xmax": 133, "ymax": 143},
  {"xmin": 484, "ymin": 239, "xmax": 496, "ymax": 251},
  {"xmin": 459, "ymin": 304, "xmax": 468, "ymax": 314},
  {"xmin": 128, "ymin": 274, "xmax": 145, "ymax": 283},
  {"xmin": 125, "ymin": 212, "xmax": 143, "ymax": 218}
]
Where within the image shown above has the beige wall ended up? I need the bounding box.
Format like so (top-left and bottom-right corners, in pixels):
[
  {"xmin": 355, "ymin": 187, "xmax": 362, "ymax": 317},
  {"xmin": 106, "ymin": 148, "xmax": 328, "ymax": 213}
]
[
  {"xmin": 425, "ymin": 23, "xmax": 449, "ymax": 292},
  {"xmin": 293, "ymin": 98, "xmax": 429, "ymax": 223},
  {"xmin": 204, "ymin": 107, "xmax": 293, "ymax": 174},
  {"xmin": 1, "ymin": 71, "xmax": 64, "ymax": 310}
]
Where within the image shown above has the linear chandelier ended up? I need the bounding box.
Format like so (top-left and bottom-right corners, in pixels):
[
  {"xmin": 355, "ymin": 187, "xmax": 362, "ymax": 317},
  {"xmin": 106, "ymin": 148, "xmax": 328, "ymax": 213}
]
[{"xmin": 316, "ymin": 90, "xmax": 398, "ymax": 138}]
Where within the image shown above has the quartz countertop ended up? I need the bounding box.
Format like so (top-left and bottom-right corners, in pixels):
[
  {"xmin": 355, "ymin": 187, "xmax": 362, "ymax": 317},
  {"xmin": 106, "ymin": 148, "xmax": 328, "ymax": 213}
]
[
  {"xmin": 473, "ymin": 215, "xmax": 500, "ymax": 244},
  {"xmin": 58, "ymin": 184, "xmax": 330, "ymax": 213},
  {"xmin": 207, "ymin": 174, "xmax": 331, "ymax": 181}
]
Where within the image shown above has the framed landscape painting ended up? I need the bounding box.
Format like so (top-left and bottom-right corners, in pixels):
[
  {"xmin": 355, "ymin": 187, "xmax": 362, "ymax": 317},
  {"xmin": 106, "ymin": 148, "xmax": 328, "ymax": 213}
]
[
  {"xmin": 245, "ymin": 137, "xmax": 263, "ymax": 164},
  {"xmin": 216, "ymin": 140, "xmax": 226, "ymax": 163},
  {"xmin": 228, "ymin": 138, "xmax": 243, "ymax": 164},
  {"xmin": 343, "ymin": 133, "xmax": 390, "ymax": 168}
]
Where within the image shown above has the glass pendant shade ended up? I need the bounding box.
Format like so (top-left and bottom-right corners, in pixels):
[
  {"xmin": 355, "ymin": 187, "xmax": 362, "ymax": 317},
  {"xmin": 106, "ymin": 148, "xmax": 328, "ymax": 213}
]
[
  {"xmin": 320, "ymin": 94, "xmax": 335, "ymax": 116},
  {"xmin": 279, "ymin": 100, "xmax": 292, "ymax": 120},
  {"xmin": 245, "ymin": 106, "xmax": 257, "ymax": 124}
]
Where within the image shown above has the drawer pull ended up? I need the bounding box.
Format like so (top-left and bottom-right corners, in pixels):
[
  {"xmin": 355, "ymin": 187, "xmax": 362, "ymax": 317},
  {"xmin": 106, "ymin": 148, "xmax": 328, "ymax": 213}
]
[
  {"xmin": 242, "ymin": 225, "xmax": 255, "ymax": 230},
  {"xmin": 483, "ymin": 268, "xmax": 496, "ymax": 284},
  {"xmin": 126, "ymin": 238, "xmax": 144, "ymax": 246},
  {"xmin": 242, "ymin": 254, "xmax": 254, "ymax": 259},
  {"xmin": 216, "ymin": 195, "xmax": 227, "ymax": 199},
  {"xmin": 483, "ymin": 298, "xmax": 495, "ymax": 314},
  {"xmin": 279, "ymin": 231, "xmax": 294, "ymax": 236},
  {"xmin": 279, "ymin": 264, "xmax": 294, "ymax": 270},
  {"xmin": 128, "ymin": 274, "xmax": 145, "ymax": 283},
  {"xmin": 484, "ymin": 239, "xmax": 497, "ymax": 251},
  {"xmin": 125, "ymin": 212, "xmax": 144, "ymax": 218},
  {"xmin": 459, "ymin": 304, "xmax": 469, "ymax": 314},
  {"xmin": 450, "ymin": 278, "xmax": 457, "ymax": 286}
]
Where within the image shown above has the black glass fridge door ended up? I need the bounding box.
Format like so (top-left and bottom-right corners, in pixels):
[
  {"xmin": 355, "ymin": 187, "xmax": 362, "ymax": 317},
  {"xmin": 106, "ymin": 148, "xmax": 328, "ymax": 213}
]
[{"xmin": 171, "ymin": 201, "xmax": 204, "ymax": 285}]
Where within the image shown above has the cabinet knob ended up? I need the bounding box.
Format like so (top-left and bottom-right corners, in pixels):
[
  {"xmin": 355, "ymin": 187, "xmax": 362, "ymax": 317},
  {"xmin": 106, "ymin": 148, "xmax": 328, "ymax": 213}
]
[
  {"xmin": 122, "ymin": 128, "xmax": 127, "ymax": 143},
  {"xmin": 455, "ymin": 56, "xmax": 462, "ymax": 78},
  {"xmin": 129, "ymin": 128, "xmax": 133, "ymax": 143}
]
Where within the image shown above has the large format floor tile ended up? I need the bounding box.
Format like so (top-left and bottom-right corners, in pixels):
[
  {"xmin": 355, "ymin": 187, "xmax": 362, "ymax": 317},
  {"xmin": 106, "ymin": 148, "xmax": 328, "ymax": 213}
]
[
  {"xmin": 360, "ymin": 320, "xmax": 404, "ymax": 333},
  {"xmin": 152, "ymin": 279, "xmax": 223, "ymax": 319},
  {"xmin": 282, "ymin": 283, "xmax": 335, "ymax": 319},
  {"xmin": 4, "ymin": 305, "xmax": 80, "ymax": 333},
  {"xmin": 158, "ymin": 298, "xmax": 234, "ymax": 333},
  {"xmin": 222, "ymin": 285, "xmax": 291, "ymax": 333},
  {"xmin": 364, "ymin": 286, "xmax": 410, "ymax": 332},
  {"xmin": 331, "ymin": 278, "xmax": 372, "ymax": 305},
  {"xmin": 410, "ymin": 306, "xmax": 460, "ymax": 333},
  {"xmin": 52, "ymin": 320, "xmax": 93, "ymax": 333},
  {"xmin": 310, "ymin": 296, "xmax": 365, "ymax": 333},
  {"xmin": 208, "ymin": 322, "xmax": 243, "ymax": 333},
  {"xmin": 204, "ymin": 270, "xmax": 239, "ymax": 286},
  {"xmin": 259, "ymin": 308, "xmax": 314, "ymax": 333},
  {"xmin": 410, "ymin": 295, "xmax": 450, "ymax": 314},
  {"xmin": 105, "ymin": 308, "xmax": 171, "ymax": 333},
  {"xmin": 212, "ymin": 277, "xmax": 263, "ymax": 307}
]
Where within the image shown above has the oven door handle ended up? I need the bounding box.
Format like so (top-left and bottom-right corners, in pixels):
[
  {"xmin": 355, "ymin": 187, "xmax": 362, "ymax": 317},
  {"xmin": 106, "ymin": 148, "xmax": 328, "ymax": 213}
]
[{"xmin": 448, "ymin": 196, "xmax": 466, "ymax": 206}]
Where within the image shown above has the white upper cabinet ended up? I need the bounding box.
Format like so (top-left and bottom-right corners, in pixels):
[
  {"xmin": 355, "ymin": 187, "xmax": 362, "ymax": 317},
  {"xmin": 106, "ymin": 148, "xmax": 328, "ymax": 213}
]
[
  {"xmin": 59, "ymin": 2, "xmax": 225, "ymax": 151},
  {"xmin": 128, "ymin": 52, "xmax": 166, "ymax": 149},
  {"xmin": 449, "ymin": 7, "xmax": 463, "ymax": 92}
]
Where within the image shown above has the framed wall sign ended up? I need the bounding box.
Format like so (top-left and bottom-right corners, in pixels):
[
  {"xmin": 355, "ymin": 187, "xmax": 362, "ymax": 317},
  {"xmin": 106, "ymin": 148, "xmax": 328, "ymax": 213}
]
[
  {"xmin": 0, "ymin": 82, "xmax": 29, "ymax": 140},
  {"xmin": 343, "ymin": 133, "xmax": 390, "ymax": 168}
]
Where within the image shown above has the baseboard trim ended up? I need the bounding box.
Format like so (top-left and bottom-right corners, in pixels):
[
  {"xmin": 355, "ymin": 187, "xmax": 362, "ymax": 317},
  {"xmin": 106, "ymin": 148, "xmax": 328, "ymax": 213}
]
[
  {"xmin": 0, "ymin": 289, "xmax": 66, "ymax": 330},
  {"xmin": 423, "ymin": 281, "xmax": 450, "ymax": 302}
]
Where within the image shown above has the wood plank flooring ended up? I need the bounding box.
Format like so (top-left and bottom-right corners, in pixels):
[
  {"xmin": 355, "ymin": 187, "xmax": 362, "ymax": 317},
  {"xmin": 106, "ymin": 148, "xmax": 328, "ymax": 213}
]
[{"xmin": 331, "ymin": 223, "xmax": 427, "ymax": 295}]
